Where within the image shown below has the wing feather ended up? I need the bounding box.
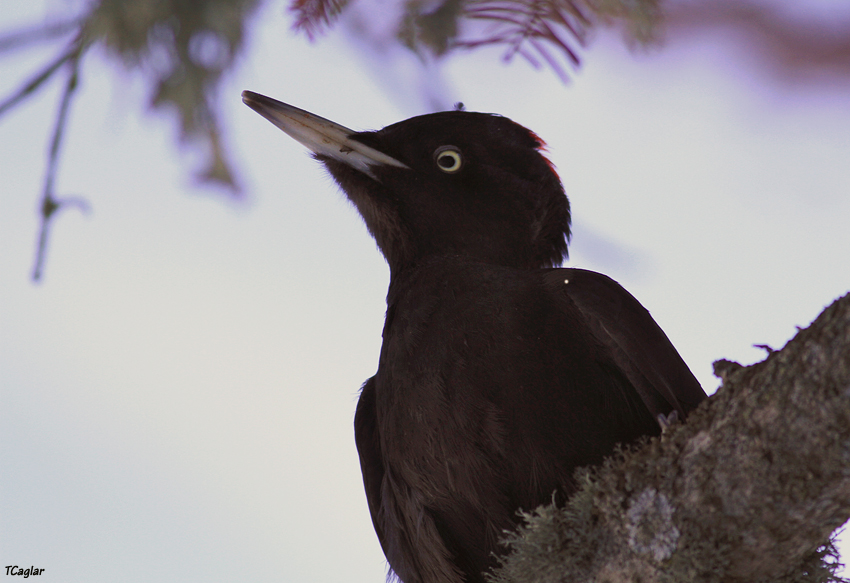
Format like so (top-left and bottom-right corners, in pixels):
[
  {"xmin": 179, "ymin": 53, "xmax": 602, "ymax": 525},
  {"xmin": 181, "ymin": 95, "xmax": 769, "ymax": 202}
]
[{"xmin": 545, "ymin": 268, "xmax": 706, "ymax": 421}]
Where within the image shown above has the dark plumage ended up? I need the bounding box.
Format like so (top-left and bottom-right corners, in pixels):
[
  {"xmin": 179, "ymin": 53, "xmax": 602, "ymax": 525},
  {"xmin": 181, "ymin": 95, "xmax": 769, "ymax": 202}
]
[{"xmin": 242, "ymin": 91, "xmax": 706, "ymax": 583}]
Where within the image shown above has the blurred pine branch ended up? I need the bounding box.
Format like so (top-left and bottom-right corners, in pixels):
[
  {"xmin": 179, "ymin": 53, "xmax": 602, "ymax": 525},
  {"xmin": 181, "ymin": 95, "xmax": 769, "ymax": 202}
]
[
  {"xmin": 3, "ymin": 0, "xmax": 849, "ymax": 281},
  {"xmin": 1, "ymin": 0, "xmax": 261, "ymax": 280},
  {"xmin": 83, "ymin": 0, "xmax": 262, "ymax": 190},
  {"xmin": 291, "ymin": 0, "xmax": 662, "ymax": 81}
]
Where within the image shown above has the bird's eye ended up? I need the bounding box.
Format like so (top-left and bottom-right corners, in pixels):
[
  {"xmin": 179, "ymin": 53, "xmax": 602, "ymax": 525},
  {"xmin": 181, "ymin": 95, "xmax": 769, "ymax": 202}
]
[{"xmin": 434, "ymin": 146, "xmax": 463, "ymax": 173}]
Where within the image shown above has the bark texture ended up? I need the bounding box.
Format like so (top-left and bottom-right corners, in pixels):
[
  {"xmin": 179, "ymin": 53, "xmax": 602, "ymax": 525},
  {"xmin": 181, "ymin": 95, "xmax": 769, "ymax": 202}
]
[{"xmin": 491, "ymin": 293, "xmax": 850, "ymax": 583}]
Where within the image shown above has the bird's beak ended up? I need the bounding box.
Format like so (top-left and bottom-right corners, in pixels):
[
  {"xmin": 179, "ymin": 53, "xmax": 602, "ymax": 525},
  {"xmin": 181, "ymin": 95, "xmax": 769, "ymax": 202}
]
[{"xmin": 242, "ymin": 91, "xmax": 408, "ymax": 180}]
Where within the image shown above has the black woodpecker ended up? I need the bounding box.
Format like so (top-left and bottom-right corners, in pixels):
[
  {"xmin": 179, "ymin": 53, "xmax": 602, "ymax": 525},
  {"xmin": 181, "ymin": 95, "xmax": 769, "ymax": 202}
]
[{"xmin": 242, "ymin": 90, "xmax": 706, "ymax": 583}]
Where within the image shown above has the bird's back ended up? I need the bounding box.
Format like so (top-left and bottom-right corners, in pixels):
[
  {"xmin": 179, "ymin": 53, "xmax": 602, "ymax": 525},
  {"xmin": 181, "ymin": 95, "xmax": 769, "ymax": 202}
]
[{"xmin": 356, "ymin": 256, "xmax": 689, "ymax": 583}]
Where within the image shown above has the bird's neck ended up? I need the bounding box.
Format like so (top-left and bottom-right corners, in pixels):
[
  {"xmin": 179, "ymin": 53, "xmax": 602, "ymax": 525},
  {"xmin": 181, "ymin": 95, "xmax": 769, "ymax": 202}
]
[
  {"xmin": 387, "ymin": 253, "xmax": 545, "ymax": 299},
  {"xmin": 386, "ymin": 255, "xmax": 485, "ymax": 306}
]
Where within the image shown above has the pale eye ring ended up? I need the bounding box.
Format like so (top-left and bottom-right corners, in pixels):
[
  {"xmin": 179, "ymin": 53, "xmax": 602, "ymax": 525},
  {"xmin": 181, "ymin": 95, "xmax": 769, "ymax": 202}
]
[{"xmin": 434, "ymin": 146, "xmax": 463, "ymax": 173}]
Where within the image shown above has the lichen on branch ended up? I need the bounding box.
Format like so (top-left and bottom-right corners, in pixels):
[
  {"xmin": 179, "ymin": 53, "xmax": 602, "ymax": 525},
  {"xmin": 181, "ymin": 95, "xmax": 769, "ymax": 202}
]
[{"xmin": 489, "ymin": 292, "xmax": 850, "ymax": 583}]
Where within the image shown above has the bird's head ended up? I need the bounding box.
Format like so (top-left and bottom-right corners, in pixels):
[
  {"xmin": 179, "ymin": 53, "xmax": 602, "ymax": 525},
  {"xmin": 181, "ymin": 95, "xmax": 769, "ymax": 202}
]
[{"xmin": 243, "ymin": 91, "xmax": 571, "ymax": 273}]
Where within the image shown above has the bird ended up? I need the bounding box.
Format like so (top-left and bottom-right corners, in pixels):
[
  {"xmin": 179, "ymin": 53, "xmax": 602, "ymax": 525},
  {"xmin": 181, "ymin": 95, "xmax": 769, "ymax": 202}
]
[{"xmin": 242, "ymin": 90, "xmax": 707, "ymax": 583}]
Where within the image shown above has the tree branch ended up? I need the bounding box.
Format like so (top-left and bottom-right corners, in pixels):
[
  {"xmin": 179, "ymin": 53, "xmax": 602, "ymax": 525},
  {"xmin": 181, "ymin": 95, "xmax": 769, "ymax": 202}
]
[
  {"xmin": 31, "ymin": 40, "xmax": 91, "ymax": 283},
  {"xmin": 0, "ymin": 43, "xmax": 78, "ymax": 118},
  {"xmin": 491, "ymin": 293, "xmax": 850, "ymax": 582}
]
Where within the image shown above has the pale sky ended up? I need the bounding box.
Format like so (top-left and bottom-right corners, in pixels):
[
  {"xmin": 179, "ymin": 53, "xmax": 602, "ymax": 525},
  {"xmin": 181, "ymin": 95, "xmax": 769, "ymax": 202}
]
[{"xmin": 2, "ymin": 1, "xmax": 849, "ymax": 581}]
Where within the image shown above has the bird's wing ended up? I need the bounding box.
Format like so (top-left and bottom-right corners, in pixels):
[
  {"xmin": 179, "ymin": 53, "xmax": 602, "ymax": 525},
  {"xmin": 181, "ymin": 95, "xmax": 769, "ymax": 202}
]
[
  {"xmin": 545, "ymin": 268, "xmax": 706, "ymax": 421},
  {"xmin": 354, "ymin": 377, "xmax": 389, "ymax": 555}
]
